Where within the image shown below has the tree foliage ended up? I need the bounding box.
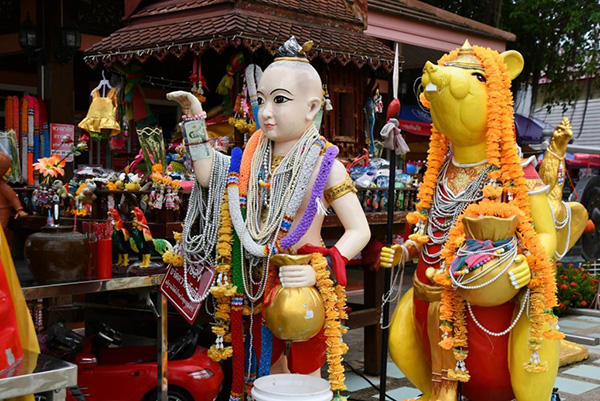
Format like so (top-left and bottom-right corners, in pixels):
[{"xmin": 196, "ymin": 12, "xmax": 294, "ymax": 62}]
[{"xmin": 422, "ymin": 0, "xmax": 600, "ymax": 110}]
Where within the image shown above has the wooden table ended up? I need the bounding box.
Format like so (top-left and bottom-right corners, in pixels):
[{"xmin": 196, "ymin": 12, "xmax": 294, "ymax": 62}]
[{"xmin": 323, "ymin": 211, "xmax": 409, "ymax": 375}]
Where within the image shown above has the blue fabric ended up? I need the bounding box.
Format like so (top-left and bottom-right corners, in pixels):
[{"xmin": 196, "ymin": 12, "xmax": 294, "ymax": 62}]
[
  {"xmin": 258, "ymin": 325, "xmax": 273, "ymax": 377},
  {"xmin": 230, "ymin": 147, "xmax": 242, "ymax": 174},
  {"xmin": 251, "ymin": 103, "xmax": 260, "ymax": 130}
]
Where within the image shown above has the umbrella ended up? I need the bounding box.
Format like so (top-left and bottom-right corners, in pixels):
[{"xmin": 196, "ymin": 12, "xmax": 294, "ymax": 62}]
[{"xmin": 514, "ymin": 113, "xmax": 546, "ymax": 145}]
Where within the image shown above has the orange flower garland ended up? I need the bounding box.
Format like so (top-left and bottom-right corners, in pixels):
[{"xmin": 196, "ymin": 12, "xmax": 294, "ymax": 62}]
[
  {"xmin": 311, "ymin": 252, "xmax": 348, "ymax": 398},
  {"xmin": 415, "ymin": 45, "xmax": 562, "ymax": 379}
]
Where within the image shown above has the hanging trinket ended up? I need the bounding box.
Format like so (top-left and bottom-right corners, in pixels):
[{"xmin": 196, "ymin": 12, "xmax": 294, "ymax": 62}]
[{"xmin": 323, "ymin": 84, "xmax": 333, "ymax": 111}]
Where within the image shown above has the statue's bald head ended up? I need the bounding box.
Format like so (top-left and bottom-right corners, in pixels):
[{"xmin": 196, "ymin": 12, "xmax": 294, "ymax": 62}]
[
  {"xmin": 264, "ymin": 61, "xmax": 323, "ymax": 102},
  {"xmin": 256, "ymin": 60, "xmax": 323, "ymax": 142}
]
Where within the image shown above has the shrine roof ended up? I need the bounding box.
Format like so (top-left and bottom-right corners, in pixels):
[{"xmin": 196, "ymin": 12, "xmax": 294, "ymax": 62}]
[{"xmin": 85, "ymin": 2, "xmax": 396, "ymax": 70}]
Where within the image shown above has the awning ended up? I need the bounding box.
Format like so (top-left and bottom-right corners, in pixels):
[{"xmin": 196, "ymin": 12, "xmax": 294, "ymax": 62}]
[
  {"xmin": 396, "ymin": 104, "xmax": 432, "ymax": 136},
  {"xmin": 393, "ymin": 109, "xmax": 548, "ymax": 145},
  {"xmin": 367, "ymin": 0, "xmax": 515, "ymax": 53},
  {"xmin": 84, "ymin": 10, "xmax": 396, "ymax": 71}
]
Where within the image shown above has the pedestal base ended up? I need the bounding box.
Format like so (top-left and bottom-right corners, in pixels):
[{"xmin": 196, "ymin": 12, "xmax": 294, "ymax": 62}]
[{"xmin": 559, "ymin": 339, "xmax": 588, "ymax": 367}]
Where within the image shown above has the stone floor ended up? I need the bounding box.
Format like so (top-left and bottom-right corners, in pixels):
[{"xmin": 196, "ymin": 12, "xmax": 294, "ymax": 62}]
[{"xmin": 341, "ymin": 306, "xmax": 600, "ymax": 401}]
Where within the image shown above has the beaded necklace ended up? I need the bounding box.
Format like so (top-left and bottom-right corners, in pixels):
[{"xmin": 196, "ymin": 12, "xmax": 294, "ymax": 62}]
[
  {"xmin": 246, "ymin": 126, "xmax": 320, "ymax": 244},
  {"xmin": 422, "ymin": 158, "xmax": 491, "ymax": 265},
  {"xmin": 181, "ymin": 151, "xmax": 230, "ymax": 302},
  {"xmin": 227, "ymin": 127, "xmax": 335, "ymax": 301}
]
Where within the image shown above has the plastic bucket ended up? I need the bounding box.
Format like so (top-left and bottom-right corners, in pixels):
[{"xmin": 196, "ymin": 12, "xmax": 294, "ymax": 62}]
[{"xmin": 251, "ymin": 374, "xmax": 333, "ymax": 401}]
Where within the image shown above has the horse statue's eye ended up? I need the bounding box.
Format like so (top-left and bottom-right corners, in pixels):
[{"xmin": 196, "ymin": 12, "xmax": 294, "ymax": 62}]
[{"xmin": 472, "ymin": 73, "xmax": 487, "ymax": 83}]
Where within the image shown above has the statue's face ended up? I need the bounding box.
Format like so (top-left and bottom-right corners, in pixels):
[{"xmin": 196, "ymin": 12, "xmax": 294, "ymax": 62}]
[{"xmin": 257, "ymin": 66, "xmax": 316, "ymax": 145}]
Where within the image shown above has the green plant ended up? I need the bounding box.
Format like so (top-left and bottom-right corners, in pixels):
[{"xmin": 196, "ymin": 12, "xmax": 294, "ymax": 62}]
[{"xmin": 554, "ymin": 262, "xmax": 599, "ymax": 316}]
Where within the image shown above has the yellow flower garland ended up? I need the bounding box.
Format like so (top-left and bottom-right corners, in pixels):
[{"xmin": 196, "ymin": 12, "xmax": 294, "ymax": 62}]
[
  {"xmin": 208, "ymin": 193, "xmax": 235, "ymax": 362},
  {"xmin": 311, "ymin": 253, "xmax": 348, "ymax": 396},
  {"xmin": 413, "ymin": 45, "xmax": 562, "ymax": 378}
]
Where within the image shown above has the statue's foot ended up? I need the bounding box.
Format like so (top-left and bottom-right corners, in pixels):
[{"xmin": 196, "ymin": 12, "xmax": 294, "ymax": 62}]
[{"xmin": 437, "ymin": 384, "xmax": 458, "ymax": 401}]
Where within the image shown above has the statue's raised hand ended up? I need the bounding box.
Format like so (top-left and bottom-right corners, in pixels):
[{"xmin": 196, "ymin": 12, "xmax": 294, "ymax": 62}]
[{"xmin": 166, "ymin": 91, "xmax": 204, "ymax": 116}]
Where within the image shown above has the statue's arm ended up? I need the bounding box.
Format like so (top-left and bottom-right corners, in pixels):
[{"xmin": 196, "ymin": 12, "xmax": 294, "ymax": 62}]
[
  {"xmin": 528, "ymin": 192, "xmax": 557, "ymax": 261},
  {"xmin": 166, "ymin": 91, "xmax": 213, "ymax": 187},
  {"xmin": 327, "ymin": 160, "xmax": 371, "ymax": 260}
]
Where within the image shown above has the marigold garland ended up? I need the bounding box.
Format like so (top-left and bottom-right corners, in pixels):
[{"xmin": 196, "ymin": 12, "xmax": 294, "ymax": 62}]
[
  {"xmin": 311, "ymin": 252, "xmax": 348, "ymax": 395},
  {"xmin": 414, "ymin": 45, "xmax": 562, "ymax": 380},
  {"xmin": 208, "ymin": 193, "xmax": 235, "ymax": 362}
]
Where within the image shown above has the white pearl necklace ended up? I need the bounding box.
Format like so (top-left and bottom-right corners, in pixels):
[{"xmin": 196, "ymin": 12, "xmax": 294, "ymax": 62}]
[
  {"xmin": 550, "ymin": 201, "xmax": 572, "ymax": 260},
  {"xmin": 467, "ymin": 288, "xmax": 530, "ymax": 337},
  {"xmin": 246, "ymin": 126, "xmax": 319, "ymax": 243},
  {"xmin": 228, "ymin": 125, "xmax": 323, "ymax": 301},
  {"xmin": 182, "ymin": 151, "xmax": 230, "ymax": 302},
  {"xmin": 451, "ymin": 238, "xmax": 518, "ymax": 290},
  {"xmin": 451, "ymin": 157, "xmax": 488, "ymax": 168},
  {"xmin": 380, "ymin": 240, "xmax": 413, "ymax": 329}
]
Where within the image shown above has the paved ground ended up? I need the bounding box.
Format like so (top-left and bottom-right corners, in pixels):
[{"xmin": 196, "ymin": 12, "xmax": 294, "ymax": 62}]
[{"xmin": 340, "ymin": 277, "xmax": 600, "ymax": 401}]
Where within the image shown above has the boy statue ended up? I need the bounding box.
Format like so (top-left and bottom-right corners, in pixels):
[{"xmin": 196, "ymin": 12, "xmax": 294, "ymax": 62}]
[{"xmin": 168, "ymin": 37, "xmax": 370, "ymax": 397}]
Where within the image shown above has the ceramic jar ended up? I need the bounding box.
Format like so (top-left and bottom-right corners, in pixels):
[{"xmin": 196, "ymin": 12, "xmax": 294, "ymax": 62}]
[{"xmin": 24, "ymin": 225, "xmax": 89, "ymax": 283}]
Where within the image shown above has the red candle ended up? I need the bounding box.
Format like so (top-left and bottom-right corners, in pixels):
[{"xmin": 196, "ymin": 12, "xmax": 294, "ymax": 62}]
[{"xmin": 97, "ymin": 238, "xmax": 113, "ymax": 279}]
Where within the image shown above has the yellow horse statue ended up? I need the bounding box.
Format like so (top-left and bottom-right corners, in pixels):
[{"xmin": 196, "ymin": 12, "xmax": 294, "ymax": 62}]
[{"xmin": 381, "ymin": 41, "xmax": 588, "ymax": 401}]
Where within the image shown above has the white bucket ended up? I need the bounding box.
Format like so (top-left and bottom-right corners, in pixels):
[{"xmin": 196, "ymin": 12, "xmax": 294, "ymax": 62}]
[{"xmin": 251, "ymin": 374, "xmax": 333, "ymax": 401}]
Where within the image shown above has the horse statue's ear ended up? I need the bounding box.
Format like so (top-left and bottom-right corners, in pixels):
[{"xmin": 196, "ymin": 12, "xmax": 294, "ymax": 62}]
[{"xmin": 501, "ymin": 50, "xmax": 524, "ymax": 81}]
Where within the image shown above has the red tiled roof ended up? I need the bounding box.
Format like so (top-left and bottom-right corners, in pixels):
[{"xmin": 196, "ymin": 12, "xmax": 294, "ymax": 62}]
[
  {"xmin": 84, "ymin": 9, "xmax": 395, "ymax": 70},
  {"xmin": 252, "ymin": 0, "xmax": 359, "ymax": 24},
  {"xmin": 131, "ymin": 0, "xmax": 359, "ymax": 24},
  {"xmin": 369, "ymin": 0, "xmax": 515, "ymax": 42},
  {"xmin": 131, "ymin": 0, "xmax": 233, "ymax": 18}
]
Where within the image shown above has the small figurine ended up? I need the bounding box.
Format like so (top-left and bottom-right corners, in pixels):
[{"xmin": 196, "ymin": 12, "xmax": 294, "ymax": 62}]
[
  {"xmin": 171, "ymin": 180, "xmax": 182, "ymax": 220},
  {"xmin": 108, "ymin": 208, "xmax": 131, "ymax": 267},
  {"xmin": 373, "ymin": 88, "xmax": 383, "ymax": 114},
  {"xmin": 164, "ymin": 186, "xmax": 175, "ymax": 210},
  {"xmin": 76, "ymin": 181, "xmax": 97, "ymax": 216},
  {"xmin": 129, "ymin": 207, "xmax": 172, "ymax": 268},
  {"xmin": 0, "ymin": 152, "xmax": 26, "ymax": 233},
  {"xmin": 153, "ymin": 182, "xmax": 165, "ymax": 210}
]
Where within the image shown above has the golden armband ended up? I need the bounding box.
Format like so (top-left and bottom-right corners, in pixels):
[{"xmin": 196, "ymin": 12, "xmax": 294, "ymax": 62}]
[{"xmin": 323, "ymin": 174, "xmax": 357, "ymax": 204}]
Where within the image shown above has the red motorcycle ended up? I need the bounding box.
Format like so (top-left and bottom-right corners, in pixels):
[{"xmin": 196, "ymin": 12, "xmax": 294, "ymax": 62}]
[{"xmin": 57, "ymin": 321, "xmax": 223, "ymax": 401}]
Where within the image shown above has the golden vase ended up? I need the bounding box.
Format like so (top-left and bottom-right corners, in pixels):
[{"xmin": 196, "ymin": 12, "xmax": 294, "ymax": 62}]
[
  {"xmin": 456, "ymin": 215, "xmax": 521, "ymax": 306},
  {"xmin": 264, "ymin": 254, "xmax": 325, "ymax": 342}
]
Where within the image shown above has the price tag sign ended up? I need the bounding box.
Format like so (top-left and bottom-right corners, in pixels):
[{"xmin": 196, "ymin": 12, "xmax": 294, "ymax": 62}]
[
  {"xmin": 159, "ymin": 263, "xmax": 215, "ymax": 325},
  {"xmin": 50, "ymin": 124, "xmax": 75, "ymax": 162}
]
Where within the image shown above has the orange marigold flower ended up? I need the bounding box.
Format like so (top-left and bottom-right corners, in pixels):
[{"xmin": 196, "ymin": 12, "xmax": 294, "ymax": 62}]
[
  {"xmin": 406, "ymin": 212, "xmax": 420, "ymax": 225},
  {"xmin": 482, "ymin": 185, "xmax": 503, "ymax": 199},
  {"xmin": 419, "ymin": 93, "xmax": 431, "ymax": 109},
  {"xmin": 438, "ymin": 337, "xmax": 454, "ymax": 350}
]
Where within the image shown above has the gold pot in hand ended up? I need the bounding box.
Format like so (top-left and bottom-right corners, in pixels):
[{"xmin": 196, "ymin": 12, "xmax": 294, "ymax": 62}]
[
  {"xmin": 456, "ymin": 215, "xmax": 522, "ymax": 306},
  {"xmin": 264, "ymin": 254, "xmax": 325, "ymax": 342}
]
